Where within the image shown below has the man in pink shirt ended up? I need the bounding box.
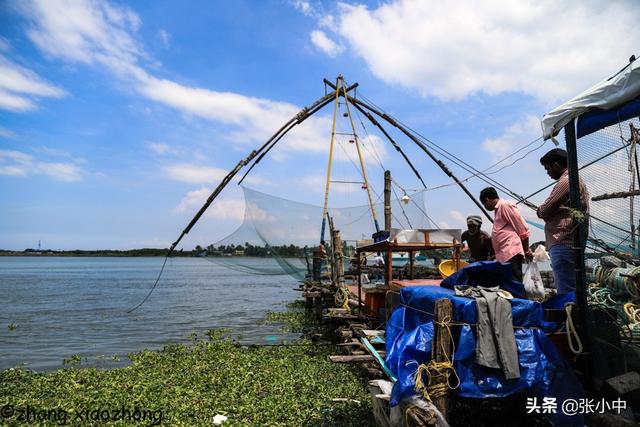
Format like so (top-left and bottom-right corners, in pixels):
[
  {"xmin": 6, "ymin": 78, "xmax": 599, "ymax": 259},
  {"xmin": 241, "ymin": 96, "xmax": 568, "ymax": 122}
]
[{"xmin": 479, "ymin": 187, "xmax": 533, "ymax": 282}]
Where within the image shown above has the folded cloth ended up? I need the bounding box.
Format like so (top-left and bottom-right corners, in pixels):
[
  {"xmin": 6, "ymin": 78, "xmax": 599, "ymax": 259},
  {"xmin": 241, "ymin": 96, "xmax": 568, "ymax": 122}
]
[{"xmin": 455, "ymin": 285, "xmax": 520, "ymax": 379}]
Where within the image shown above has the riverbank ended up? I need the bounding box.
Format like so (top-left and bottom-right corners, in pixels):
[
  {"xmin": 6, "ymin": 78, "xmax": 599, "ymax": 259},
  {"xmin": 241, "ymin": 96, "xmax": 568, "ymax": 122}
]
[{"xmin": 0, "ymin": 305, "xmax": 373, "ymax": 426}]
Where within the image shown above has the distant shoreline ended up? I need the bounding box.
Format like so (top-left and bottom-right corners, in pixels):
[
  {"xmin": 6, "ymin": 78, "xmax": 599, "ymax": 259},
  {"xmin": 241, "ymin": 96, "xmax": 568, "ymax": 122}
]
[
  {"xmin": 0, "ymin": 249, "xmax": 188, "ymax": 257},
  {"xmin": 0, "ymin": 244, "xmax": 310, "ymax": 258},
  {"xmin": 0, "ymin": 250, "xmax": 289, "ymax": 257}
]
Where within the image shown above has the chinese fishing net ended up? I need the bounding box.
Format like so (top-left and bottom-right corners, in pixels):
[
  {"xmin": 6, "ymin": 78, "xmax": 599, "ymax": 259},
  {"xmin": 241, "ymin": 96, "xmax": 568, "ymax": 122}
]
[{"xmin": 202, "ymin": 186, "xmax": 432, "ymax": 279}]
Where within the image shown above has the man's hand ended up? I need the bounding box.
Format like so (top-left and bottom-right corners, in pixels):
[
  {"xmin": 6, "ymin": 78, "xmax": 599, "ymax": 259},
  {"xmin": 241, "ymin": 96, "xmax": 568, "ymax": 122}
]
[{"xmin": 524, "ymin": 249, "xmax": 534, "ymax": 261}]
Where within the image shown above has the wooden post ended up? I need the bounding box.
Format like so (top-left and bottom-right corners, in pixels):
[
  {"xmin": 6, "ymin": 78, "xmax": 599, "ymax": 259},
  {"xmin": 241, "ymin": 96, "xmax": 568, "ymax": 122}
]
[
  {"xmin": 357, "ymin": 252, "xmax": 362, "ymax": 314},
  {"xmin": 453, "ymin": 240, "xmax": 460, "ymax": 272},
  {"xmin": 384, "ymin": 170, "xmax": 392, "ymax": 231},
  {"xmin": 386, "ymin": 249, "xmax": 393, "ymax": 286},
  {"xmin": 334, "ymin": 229, "xmax": 344, "ymax": 285},
  {"xmin": 313, "ymin": 296, "xmax": 322, "ymax": 320},
  {"xmin": 312, "ymin": 250, "xmax": 321, "ymax": 282},
  {"xmin": 432, "ymin": 298, "xmax": 453, "ymax": 420},
  {"xmin": 409, "ymin": 250, "xmax": 414, "ymax": 279}
]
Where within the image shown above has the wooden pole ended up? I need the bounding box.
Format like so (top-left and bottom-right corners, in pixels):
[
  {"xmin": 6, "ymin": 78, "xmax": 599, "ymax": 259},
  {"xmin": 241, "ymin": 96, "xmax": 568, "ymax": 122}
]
[
  {"xmin": 334, "ymin": 229, "xmax": 344, "ymax": 286},
  {"xmin": 386, "ymin": 249, "xmax": 393, "ymax": 287},
  {"xmin": 357, "ymin": 252, "xmax": 362, "ymax": 314},
  {"xmin": 384, "ymin": 170, "xmax": 392, "ymax": 231},
  {"xmin": 409, "ymin": 251, "xmax": 414, "ymax": 279},
  {"xmin": 432, "ymin": 298, "xmax": 453, "ymax": 420}
]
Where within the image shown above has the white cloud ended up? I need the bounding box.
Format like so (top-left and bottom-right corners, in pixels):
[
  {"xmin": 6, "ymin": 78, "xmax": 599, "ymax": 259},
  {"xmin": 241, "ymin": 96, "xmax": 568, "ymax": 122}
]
[
  {"xmin": 19, "ymin": 0, "xmax": 391, "ymax": 166},
  {"xmin": 21, "ymin": 0, "xmax": 144, "ymax": 67},
  {"xmin": 147, "ymin": 142, "xmax": 177, "ymax": 155},
  {"xmin": 174, "ymin": 187, "xmax": 245, "ymax": 221},
  {"xmin": 158, "ymin": 29, "xmax": 170, "ymax": 47},
  {"xmin": 17, "ymin": 0, "xmax": 337, "ymax": 154},
  {"xmin": 165, "ymin": 164, "xmax": 227, "ymax": 184},
  {"xmin": 450, "ymin": 210, "xmax": 466, "ymax": 224},
  {"xmin": 165, "ymin": 162, "xmax": 267, "ymax": 186},
  {"xmin": 483, "ymin": 115, "xmax": 542, "ymax": 159},
  {"xmin": 0, "ymin": 149, "xmax": 85, "ymax": 181},
  {"xmin": 39, "ymin": 161, "xmax": 84, "ymax": 182},
  {"xmin": 325, "ymin": 0, "xmax": 638, "ymax": 103},
  {"xmin": 310, "ymin": 30, "xmax": 344, "ymax": 57},
  {"xmin": 290, "ymin": 0, "xmax": 313, "ymax": 16},
  {"xmin": 0, "ymin": 55, "xmax": 65, "ymax": 111}
]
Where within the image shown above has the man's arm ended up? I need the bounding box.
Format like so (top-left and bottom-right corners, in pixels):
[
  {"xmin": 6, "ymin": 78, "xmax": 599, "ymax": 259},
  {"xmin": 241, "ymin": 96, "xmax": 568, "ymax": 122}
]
[
  {"xmin": 537, "ymin": 175, "xmax": 569, "ymax": 219},
  {"xmin": 502, "ymin": 203, "xmax": 532, "ymax": 258},
  {"xmin": 521, "ymin": 236, "xmax": 532, "ymax": 260}
]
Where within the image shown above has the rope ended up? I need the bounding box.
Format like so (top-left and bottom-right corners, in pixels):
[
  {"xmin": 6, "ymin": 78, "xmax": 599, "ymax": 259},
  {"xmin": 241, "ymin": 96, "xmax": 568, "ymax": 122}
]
[
  {"xmin": 414, "ymin": 316, "xmax": 460, "ymax": 402},
  {"xmin": 624, "ymin": 302, "xmax": 640, "ymax": 324},
  {"xmin": 565, "ymin": 303, "xmax": 584, "ymax": 354},
  {"xmin": 335, "ymin": 286, "xmax": 351, "ymax": 312},
  {"xmin": 593, "ymin": 264, "xmax": 640, "ymax": 298},
  {"xmin": 399, "ymin": 302, "xmax": 540, "ymax": 330}
]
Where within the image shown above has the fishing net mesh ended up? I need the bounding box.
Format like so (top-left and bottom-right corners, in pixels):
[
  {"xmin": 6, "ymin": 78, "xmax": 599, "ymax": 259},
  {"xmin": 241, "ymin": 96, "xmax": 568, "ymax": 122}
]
[
  {"xmin": 573, "ymin": 117, "xmax": 640, "ymax": 372},
  {"xmin": 575, "ymin": 118, "xmax": 640, "ymax": 256},
  {"xmin": 202, "ymin": 186, "xmax": 432, "ymax": 280}
]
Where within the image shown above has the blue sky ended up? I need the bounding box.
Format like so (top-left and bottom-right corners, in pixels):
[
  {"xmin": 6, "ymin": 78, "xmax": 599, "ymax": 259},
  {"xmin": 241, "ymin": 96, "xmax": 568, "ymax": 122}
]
[{"xmin": 0, "ymin": 0, "xmax": 638, "ymax": 250}]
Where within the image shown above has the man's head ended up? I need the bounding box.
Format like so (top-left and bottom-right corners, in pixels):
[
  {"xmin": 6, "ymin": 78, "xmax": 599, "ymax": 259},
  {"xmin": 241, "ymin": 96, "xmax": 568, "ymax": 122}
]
[
  {"xmin": 479, "ymin": 187, "xmax": 499, "ymax": 211},
  {"xmin": 466, "ymin": 215, "xmax": 482, "ymax": 233},
  {"xmin": 320, "ymin": 240, "xmax": 325, "ymax": 246},
  {"xmin": 540, "ymin": 148, "xmax": 568, "ymax": 180}
]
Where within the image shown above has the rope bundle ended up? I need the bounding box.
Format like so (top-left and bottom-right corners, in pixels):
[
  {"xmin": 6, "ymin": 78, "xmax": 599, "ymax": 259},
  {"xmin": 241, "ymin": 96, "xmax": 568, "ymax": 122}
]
[
  {"xmin": 414, "ymin": 317, "xmax": 460, "ymax": 402},
  {"xmin": 593, "ymin": 264, "xmax": 640, "ymax": 298},
  {"xmin": 334, "ymin": 286, "xmax": 351, "ymax": 312}
]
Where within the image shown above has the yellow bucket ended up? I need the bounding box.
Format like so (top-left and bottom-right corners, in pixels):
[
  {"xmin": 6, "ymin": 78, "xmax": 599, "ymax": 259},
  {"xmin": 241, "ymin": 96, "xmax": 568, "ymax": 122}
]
[{"xmin": 438, "ymin": 259, "xmax": 468, "ymax": 279}]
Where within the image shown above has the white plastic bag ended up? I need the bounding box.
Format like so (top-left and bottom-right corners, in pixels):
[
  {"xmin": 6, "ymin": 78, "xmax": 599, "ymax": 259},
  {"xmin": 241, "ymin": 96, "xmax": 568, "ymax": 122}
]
[
  {"xmin": 523, "ymin": 261, "xmax": 545, "ymax": 301},
  {"xmin": 532, "ymin": 244, "xmax": 550, "ymax": 262}
]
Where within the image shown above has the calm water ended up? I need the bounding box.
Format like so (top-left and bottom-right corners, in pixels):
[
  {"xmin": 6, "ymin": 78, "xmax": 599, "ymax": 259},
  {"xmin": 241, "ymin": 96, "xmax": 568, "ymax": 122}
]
[{"xmin": 0, "ymin": 257, "xmax": 300, "ymax": 371}]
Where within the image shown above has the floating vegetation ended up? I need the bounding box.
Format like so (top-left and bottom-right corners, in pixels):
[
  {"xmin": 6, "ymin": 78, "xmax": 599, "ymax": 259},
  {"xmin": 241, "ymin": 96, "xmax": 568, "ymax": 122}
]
[
  {"xmin": 1, "ymin": 327, "xmax": 373, "ymax": 426},
  {"xmin": 263, "ymin": 299, "xmax": 320, "ymax": 333}
]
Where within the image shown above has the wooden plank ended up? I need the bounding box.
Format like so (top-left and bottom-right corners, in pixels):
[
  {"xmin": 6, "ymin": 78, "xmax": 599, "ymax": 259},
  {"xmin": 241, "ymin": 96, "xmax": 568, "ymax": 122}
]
[
  {"xmin": 361, "ymin": 329, "xmax": 385, "ymax": 337},
  {"xmin": 369, "ymin": 336, "xmax": 385, "ymax": 345},
  {"xmin": 592, "ymin": 190, "xmax": 640, "ymax": 202},
  {"xmin": 361, "ymin": 337, "xmax": 397, "ymax": 381},
  {"xmin": 329, "ymin": 355, "xmax": 374, "ymax": 363},
  {"xmin": 303, "ymin": 291, "xmax": 322, "ymax": 298}
]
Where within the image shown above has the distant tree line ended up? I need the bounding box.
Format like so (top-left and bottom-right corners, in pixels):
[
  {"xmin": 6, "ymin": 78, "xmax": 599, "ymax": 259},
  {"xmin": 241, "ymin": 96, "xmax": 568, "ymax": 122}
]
[
  {"xmin": 197, "ymin": 242, "xmax": 308, "ymax": 257},
  {"xmin": 0, "ymin": 244, "xmax": 310, "ymax": 257},
  {"xmin": 0, "ymin": 248, "xmax": 194, "ymax": 257}
]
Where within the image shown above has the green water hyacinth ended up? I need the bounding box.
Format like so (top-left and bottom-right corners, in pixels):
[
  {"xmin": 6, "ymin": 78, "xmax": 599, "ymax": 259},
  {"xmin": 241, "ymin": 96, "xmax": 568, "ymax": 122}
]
[{"xmin": 1, "ymin": 314, "xmax": 373, "ymax": 426}]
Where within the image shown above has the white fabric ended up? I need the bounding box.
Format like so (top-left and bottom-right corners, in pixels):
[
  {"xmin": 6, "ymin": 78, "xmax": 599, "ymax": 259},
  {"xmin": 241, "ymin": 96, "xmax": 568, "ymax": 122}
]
[
  {"xmin": 390, "ymin": 228, "xmax": 462, "ymax": 244},
  {"xmin": 542, "ymin": 58, "xmax": 640, "ymax": 139}
]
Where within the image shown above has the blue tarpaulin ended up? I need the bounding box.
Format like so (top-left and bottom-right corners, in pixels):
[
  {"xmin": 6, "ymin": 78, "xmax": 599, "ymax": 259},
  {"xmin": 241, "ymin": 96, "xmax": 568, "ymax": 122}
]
[
  {"xmin": 386, "ymin": 264, "xmax": 583, "ymax": 426},
  {"xmin": 440, "ymin": 260, "xmax": 526, "ymax": 299},
  {"xmin": 577, "ymin": 96, "xmax": 640, "ymax": 138}
]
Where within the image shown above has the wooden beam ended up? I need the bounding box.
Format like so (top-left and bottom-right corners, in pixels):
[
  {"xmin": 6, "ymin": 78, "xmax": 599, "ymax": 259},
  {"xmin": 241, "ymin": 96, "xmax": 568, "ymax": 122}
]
[
  {"xmin": 329, "ymin": 355, "xmax": 374, "ymax": 363},
  {"xmin": 592, "ymin": 190, "xmax": 640, "ymax": 202}
]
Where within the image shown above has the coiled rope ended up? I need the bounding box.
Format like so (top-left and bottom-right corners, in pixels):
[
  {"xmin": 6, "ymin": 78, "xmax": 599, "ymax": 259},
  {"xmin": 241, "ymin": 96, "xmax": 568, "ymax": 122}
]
[
  {"xmin": 414, "ymin": 317, "xmax": 460, "ymax": 402},
  {"xmin": 334, "ymin": 286, "xmax": 351, "ymax": 312}
]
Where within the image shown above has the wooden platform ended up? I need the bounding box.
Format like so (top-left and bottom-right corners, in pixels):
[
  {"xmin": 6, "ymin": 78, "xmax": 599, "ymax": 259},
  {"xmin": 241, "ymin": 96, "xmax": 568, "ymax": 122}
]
[{"xmin": 390, "ymin": 278, "xmax": 441, "ymax": 291}]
